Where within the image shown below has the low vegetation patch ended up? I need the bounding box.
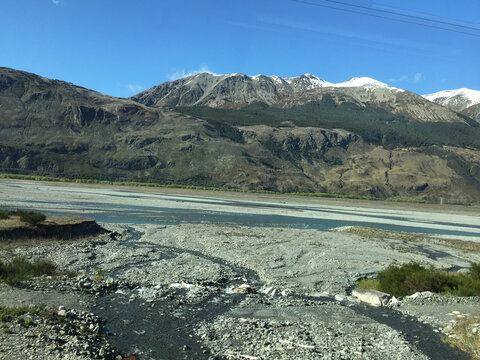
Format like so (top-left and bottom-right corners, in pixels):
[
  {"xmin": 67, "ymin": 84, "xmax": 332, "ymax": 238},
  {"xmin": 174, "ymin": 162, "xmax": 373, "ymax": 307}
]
[
  {"xmin": 0, "ymin": 305, "xmax": 67, "ymax": 326},
  {"xmin": 0, "ymin": 210, "xmax": 10, "ymax": 220},
  {"xmin": 0, "ymin": 209, "xmax": 46, "ymax": 226},
  {"xmin": 357, "ymin": 262, "xmax": 480, "ymax": 297},
  {"xmin": 16, "ymin": 210, "xmax": 46, "ymax": 225},
  {"xmin": 447, "ymin": 316, "xmax": 480, "ymax": 360},
  {"xmin": 339, "ymin": 226, "xmax": 480, "ymax": 254},
  {"xmin": 0, "ymin": 256, "xmax": 56, "ymax": 284}
]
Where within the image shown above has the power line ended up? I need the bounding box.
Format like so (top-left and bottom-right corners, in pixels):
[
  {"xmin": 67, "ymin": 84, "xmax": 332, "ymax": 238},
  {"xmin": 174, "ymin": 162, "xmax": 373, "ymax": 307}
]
[
  {"xmin": 292, "ymin": 0, "xmax": 480, "ymax": 38},
  {"xmin": 321, "ymin": 0, "xmax": 480, "ymax": 32}
]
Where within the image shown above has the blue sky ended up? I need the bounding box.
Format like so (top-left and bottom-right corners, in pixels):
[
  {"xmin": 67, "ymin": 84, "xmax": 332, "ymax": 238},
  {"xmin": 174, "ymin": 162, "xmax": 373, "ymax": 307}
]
[{"xmin": 1, "ymin": 0, "xmax": 479, "ymax": 98}]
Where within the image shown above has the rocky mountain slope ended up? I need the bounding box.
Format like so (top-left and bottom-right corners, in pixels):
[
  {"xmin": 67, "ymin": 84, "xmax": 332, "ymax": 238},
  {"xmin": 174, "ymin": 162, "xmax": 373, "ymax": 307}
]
[
  {"xmin": 1, "ymin": 67, "xmax": 480, "ymax": 203},
  {"xmin": 131, "ymin": 73, "xmax": 332, "ymax": 108},
  {"xmin": 132, "ymin": 73, "xmax": 469, "ymax": 125},
  {"xmin": 462, "ymin": 103, "xmax": 480, "ymax": 122}
]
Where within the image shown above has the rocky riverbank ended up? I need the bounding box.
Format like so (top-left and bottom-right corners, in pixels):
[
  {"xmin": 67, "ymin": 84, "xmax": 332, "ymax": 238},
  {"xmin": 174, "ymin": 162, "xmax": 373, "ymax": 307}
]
[{"xmin": 1, "ymin": 223, "xmax": 479, "ymax": 359}]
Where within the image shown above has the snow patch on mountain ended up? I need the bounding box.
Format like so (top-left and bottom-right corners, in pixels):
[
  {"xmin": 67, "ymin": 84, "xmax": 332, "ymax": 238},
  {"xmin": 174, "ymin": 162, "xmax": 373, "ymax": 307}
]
[
  {"xmin": 189, "ymin": 72, "xmax": 403, "ymax": 92},
  {"xmin": 334, "ymin": 77, "xmax": 388, "ymax": 88},
  {"xmin": 423, "ymin": 88, "xmax": 480, "ymax": 109}
]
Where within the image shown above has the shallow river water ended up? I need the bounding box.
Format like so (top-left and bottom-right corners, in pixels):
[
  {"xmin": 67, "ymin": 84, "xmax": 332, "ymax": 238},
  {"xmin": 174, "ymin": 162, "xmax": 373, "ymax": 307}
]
[{"xmin": 1, "ymin": 181, "xmax": 480, "ymax": 239}]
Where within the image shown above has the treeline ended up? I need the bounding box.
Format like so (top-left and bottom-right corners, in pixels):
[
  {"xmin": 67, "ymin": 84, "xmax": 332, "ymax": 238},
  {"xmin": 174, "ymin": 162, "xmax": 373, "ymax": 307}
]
[{"xmin": 176, "ymin": 96, "xmax": 480, "ymax": 149}]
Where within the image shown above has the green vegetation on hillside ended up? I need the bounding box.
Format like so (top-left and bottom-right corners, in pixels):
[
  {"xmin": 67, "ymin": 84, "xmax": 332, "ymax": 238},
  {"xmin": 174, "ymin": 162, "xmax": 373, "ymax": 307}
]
[
  {"xmin": 176, "ymin": 97, "xmax": 480, "ymax": 148},
  {"xmin": 357, "ymin": 262, "xmax": 480, "ymax": 297}
]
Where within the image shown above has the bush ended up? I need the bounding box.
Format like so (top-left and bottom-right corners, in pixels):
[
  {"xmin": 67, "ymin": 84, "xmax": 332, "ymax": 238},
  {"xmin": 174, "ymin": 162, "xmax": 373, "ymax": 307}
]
[
  {"xmin": 376, "ymin": 262, "xmax": 449, "ymax": 296},
  {"xmin": 356, "ymin": 278, "xmax": 379, "ymax": 291},
  {"xmin": 0, "ymin": 210, "xmax": 10, "ymax": 220},
  {"xmin": 470, "ymin": 263, "xmax": 480, "ymax": 278},
  {"xmin": 359, "ymin": 262, "xmax": 480, "ymax": 297},
  {"xmin": 0, "ymin": 257, "xmax": 56, "ymax": 284},
  {"xmin": 0, "ymin": 209, "xmax": 46, "ymax": 225},
  {"xmin": 14, "ymin": 210, "xmax": 46, "ymax": 226}
]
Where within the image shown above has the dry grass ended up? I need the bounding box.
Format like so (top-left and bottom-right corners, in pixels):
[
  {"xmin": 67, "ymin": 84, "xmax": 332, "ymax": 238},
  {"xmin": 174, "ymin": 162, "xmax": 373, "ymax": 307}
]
[
  {"xmin": 0, "ymin": 256, "xmax": 56, "ymax": 284},
  {"xmin": 337, "ymin": 226, "xmax": 480, "ymax": 254},
  {"xmin": 448, "ymin": 316, "xmax": 480, "ymax": 359},
  {"xmin": 437, "ymin": 238, "xmax": 480, "ymax": 254},
  {"xmin": 0, "ymin": 214, "xmax": 89, "ymax": 230},
  {"xmin": 0, "ymin": 216, "xmax": 25, "ymax": 230}
]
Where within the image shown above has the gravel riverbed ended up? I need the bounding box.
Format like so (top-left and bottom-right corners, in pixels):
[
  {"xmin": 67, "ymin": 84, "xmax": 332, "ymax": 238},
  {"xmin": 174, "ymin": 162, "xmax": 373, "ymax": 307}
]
[{"xmin": 1, "ymin": 223, "xmax": 479, "ymax": 359}]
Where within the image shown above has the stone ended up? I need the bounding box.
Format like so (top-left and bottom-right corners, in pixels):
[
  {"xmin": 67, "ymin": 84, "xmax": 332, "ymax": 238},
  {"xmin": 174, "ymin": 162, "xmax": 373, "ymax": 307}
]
[
  {"xmin": 352, "ymin": 289, "xmax": 391, "ymax": 307},
  {"xmin": 407, "ymin": 291, "xmax": 433, "ymax": 299},
  {"xmin": 389, "ymin": 296, "xmax": 400, "ymax": 305},
  {"xmin": 231, "ymin": 284, "xmax": 255, "ymax": 294}
]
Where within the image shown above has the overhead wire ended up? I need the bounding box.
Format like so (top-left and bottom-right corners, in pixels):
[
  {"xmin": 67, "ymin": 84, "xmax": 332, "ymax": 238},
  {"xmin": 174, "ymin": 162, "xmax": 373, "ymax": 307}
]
[
  {"xmin": 321, "ymin": 0, "xmax": 480, "ymax": 32},
  {"xmin": 292, "ymin": 0, "xmax": 480, "ymax": 38}
]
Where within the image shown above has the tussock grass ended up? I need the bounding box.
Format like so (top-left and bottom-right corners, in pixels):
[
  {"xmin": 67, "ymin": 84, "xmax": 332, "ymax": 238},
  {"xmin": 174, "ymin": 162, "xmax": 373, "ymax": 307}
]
[
  {"xmin": 0, "ymin": 256, "xmax": 56, "ymax": 284},
  {"xmin": 448, "ymin": 316, "xmax": 480, "ymax": 360},
  {"xmin": 357, "ymin": 262, "xmax": 480, "ymax": 297}
]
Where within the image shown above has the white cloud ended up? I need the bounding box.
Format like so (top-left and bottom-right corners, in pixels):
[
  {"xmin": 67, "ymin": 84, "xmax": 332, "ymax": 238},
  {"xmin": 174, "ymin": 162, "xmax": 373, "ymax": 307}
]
[
  {"xmin": 388, "ymin": 75, "xmax": 409, "ymax": 83},
  {"xmin": 167, "ymin": 65, "xmax": 216, "ymax": 81},
  {"xmin": 388, "ymin": 73, "xmax": 424, "ymax": 84},
  {"xmin": 51, "ymin": 0, "xmax": 63, "ymax": 6},
  {"xmin": 126, "ymin": 84, "xmax": 144, "ymax": 93},
  {"xmin": 413, "ymin": 73, "xmax": 423, "ymax": 83}
]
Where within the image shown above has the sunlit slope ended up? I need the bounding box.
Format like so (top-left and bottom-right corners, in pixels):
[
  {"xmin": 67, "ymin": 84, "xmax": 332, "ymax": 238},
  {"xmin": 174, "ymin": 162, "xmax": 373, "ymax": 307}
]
[{"xmin": 1, "ymin": 67, "xmax": 480, "ymax": 203}]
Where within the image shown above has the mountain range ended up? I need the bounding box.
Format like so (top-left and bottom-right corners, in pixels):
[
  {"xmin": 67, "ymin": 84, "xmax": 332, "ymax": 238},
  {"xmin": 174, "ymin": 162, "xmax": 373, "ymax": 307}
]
[
  {"xmin": 1, "ymin": 67, "xmax": 480, "ymax": 203},
  {"xmin": 132, "ymin": 72, "xmax": 479, "ymax": 123}
]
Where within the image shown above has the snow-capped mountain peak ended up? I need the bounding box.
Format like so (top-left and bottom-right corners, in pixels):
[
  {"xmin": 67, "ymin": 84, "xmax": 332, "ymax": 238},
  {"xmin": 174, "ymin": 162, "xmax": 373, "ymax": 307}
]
[
  {"xmin": 423, "ymin": 88, "xmax": 480, "ymax": 111},
  {"xmin": 331, "ymin": 77, "xmax": 399, "ymax": 91},
  {"xmin": 337, "ymin": 77, "xmax": 387, "ymax": 87}
]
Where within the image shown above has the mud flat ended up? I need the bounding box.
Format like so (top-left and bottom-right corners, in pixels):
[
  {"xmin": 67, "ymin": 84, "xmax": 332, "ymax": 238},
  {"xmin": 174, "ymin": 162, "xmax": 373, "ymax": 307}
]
[{"xmin": 1, "ymin": 221, "xmax": 479, "ymax": 359}]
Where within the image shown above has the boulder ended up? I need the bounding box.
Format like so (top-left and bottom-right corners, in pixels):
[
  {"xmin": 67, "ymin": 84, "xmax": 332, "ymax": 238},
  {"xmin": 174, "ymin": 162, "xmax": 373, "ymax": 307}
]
[
  {"xmin": 352, "ymin": 289, "xmax": 391, "ymax": 307},
  {"xmin": 407, "ymin": 291, "xmax": 434, "ymax": 299},
  {"xmin": 231, "ymin": 284, "xmax": 255, "ymax": 294}
]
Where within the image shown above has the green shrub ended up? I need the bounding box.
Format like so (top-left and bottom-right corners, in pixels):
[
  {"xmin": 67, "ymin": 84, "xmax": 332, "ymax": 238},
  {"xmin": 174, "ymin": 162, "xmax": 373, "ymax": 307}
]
[
  {"xmin": 376, "ymin": 262, "xmax": 444, "ymax": 296},
  {"xmin": 0, "ymin": 257, "xmax": 56, "ymax": 284},
  {"xmin": 470, "ymin": 263, "xmax": 480, "ymax": 278},
  {"xmin": 14, "ymin": 210, "xmax": 46, "ymax": 226},
  {"xmin": 358, "ymin": 262, "xmax": 480, "ymax": 297},
  {"xmin": 356, "ymin": 278, "xmax": 379, "ymax": 291},
  {"xmin": 0, "ymin": 210, "xmax": 10, "ymax": 220}
]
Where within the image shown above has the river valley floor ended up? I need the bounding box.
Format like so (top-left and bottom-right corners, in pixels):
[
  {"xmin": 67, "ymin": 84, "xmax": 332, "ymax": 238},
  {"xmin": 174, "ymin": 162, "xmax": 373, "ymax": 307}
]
[{"xmin": 1, "ymin": 181, "xmax": 480, "ymax": 359}]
